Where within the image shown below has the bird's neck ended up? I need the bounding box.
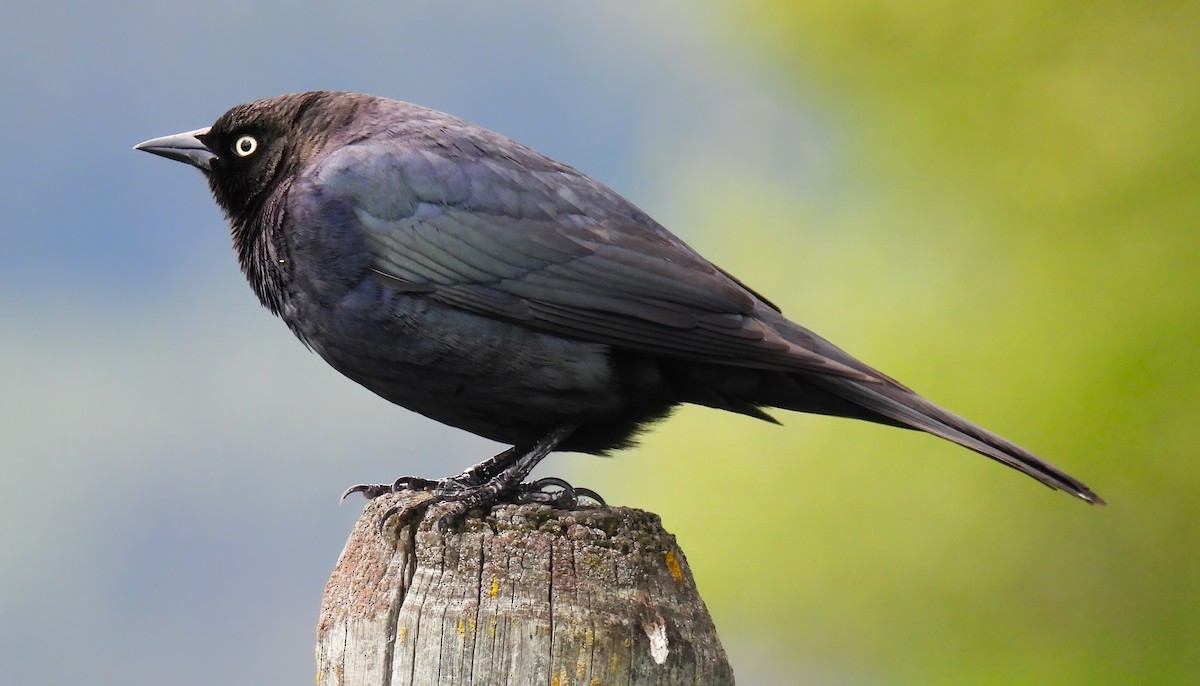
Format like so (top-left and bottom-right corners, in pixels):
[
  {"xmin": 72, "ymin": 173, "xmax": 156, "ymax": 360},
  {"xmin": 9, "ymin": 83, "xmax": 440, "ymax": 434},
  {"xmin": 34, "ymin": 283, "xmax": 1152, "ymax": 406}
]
[{"xmin": 231, "ymin": 191, "xmax": 291, "ymax": 317}]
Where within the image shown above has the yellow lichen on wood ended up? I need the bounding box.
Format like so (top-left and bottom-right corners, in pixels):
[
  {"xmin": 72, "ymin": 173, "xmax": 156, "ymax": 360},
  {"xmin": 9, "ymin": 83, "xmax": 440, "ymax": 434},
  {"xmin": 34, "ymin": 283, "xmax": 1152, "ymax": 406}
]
[{"xmin": 665, "ymin": 550, "xmax": 683, "ymax": 584}]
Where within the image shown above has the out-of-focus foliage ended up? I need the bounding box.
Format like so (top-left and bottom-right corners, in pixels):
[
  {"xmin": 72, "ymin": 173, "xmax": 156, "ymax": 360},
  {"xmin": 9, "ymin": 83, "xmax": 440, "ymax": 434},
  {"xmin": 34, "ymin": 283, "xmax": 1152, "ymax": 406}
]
[{"xmin": 588, "ymin": 2, "xmax": 1199, "ymax": 683}]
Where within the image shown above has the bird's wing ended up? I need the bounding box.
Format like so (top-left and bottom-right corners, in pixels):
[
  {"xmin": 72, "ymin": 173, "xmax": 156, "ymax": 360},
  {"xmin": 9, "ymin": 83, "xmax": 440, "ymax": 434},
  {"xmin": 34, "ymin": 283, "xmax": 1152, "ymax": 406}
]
[{"xmin": 304, "ymin": 141, "xmax": 875, "ymax": 381}]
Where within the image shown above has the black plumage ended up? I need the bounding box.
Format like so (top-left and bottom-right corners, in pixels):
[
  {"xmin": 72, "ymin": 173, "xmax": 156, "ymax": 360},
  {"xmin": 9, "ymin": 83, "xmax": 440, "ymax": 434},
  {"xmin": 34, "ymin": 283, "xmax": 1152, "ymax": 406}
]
[{"xmin": 135, "ymin": 90, "xmax": 1104, "ymax": 515}]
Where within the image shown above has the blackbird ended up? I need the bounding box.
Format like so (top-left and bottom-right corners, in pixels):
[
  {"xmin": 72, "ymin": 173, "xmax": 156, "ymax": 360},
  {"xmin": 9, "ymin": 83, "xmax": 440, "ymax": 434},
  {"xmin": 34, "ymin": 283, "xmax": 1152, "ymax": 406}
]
[{"xmin": 136, "ymin": 91, "xmax": 1103, "ymax": 523}]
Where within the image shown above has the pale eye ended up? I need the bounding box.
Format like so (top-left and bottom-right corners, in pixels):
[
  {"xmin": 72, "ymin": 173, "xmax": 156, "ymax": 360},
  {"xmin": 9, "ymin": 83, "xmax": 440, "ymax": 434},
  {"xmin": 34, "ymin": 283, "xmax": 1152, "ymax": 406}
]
[{"xmin": 233, "ymin": 135, "xmax": 258, "ymax": 157}]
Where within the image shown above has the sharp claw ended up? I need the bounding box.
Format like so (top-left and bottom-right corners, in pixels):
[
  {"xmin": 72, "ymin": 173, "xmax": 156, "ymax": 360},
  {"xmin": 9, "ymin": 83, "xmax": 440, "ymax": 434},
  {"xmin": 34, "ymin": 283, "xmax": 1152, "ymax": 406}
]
[
  {"xmin": 571, "ymin": 487, "xmax": 606, "ymax": 507},
  {"xmin": 377, "ymin": 497, "xmax": 435, "ymax": 534},
  {"xmin": 341, "ymin": 482, "xmax": 392, "ymax": 502},
  {"xmin": 377, "ymin": 504, "xmax": 403, "ymax": 533},
  {"xmin": 527, "ymin": 476, "xmax": 572, "ymax": 491},
  {"xmin": 432, "ymin": 501, "xmax": 468, "ymax": 533}
]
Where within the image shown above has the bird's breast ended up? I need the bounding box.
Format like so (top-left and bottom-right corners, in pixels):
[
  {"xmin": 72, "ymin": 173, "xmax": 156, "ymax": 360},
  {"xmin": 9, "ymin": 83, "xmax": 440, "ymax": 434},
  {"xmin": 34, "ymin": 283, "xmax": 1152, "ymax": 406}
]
[{"xmin": 280, "ymin": 274, "xmax": 626, "ymax": 444}]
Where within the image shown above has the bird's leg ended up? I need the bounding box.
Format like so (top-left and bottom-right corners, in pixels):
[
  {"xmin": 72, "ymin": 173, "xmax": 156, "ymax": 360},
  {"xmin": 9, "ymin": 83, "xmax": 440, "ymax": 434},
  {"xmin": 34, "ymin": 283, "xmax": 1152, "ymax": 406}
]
[
  {"xmin": 339, "ymin": 442, "xmax": 528, "ymax": 501},
  {"xmin": 416, "ymin": 423, "xmax": 581, "ymax": 530},
  {"xmin": 442, "ymin": 443, "xmax": 527, "ymax": 487}
]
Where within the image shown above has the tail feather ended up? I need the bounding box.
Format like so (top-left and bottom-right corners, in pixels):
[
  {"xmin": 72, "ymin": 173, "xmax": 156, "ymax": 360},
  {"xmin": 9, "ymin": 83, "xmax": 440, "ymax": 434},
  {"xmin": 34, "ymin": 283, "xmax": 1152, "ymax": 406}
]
[{"xmin": 808, "ymin": 374, "xmax": 1105, "ymax": 505}]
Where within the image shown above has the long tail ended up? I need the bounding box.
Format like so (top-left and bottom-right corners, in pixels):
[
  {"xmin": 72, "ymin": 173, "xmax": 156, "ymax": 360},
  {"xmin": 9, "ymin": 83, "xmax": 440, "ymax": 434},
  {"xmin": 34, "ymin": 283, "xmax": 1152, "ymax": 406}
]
[{"xmin": 806, "ymin": 372, "xmax": 1105, "ymax": 505}]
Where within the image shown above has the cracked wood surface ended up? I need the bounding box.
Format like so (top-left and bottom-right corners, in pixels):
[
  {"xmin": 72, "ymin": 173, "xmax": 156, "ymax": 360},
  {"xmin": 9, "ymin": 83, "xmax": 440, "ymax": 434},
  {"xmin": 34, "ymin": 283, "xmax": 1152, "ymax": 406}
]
[{"xmin": 316, "ymin": 492, "xmax": 733, "ymax": 686}]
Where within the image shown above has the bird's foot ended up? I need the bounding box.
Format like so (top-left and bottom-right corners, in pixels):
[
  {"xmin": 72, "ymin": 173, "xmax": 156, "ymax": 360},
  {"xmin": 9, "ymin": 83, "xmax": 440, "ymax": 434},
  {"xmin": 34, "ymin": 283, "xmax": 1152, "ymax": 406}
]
[
  {"xmin": 345, "ymin": 473, "xmax": 604, "ymax": 534},
  {"xmin": 426, "ymin": 475, "xmax": 606, "ymax": 530},
  {"xmin": 341, "ymin": 424, "xmax": 594, "ymax": 533},
  {"xmin": 512, "ymin": 477, "xmax": 606, "ymax": 508}
]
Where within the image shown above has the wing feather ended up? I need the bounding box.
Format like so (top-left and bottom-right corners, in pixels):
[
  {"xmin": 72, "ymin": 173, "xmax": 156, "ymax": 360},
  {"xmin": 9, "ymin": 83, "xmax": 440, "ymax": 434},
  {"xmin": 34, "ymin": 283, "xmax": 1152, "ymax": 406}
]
[{"xmin": 312, "ymin": 141, "xmax": 875, "ymax": 381}]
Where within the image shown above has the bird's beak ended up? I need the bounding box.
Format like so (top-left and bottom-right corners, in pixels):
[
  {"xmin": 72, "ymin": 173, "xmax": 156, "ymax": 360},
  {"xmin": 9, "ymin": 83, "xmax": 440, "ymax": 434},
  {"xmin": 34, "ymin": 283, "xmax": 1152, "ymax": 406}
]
[{"xmin": 134, "ymin": 127, "xmax": 217, "ymax": 171}]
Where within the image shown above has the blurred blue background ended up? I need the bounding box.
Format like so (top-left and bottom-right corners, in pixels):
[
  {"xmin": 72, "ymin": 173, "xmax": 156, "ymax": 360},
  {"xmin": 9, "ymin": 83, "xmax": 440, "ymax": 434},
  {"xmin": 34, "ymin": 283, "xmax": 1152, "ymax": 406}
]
[{"xmin": 2, "ymin": 1, "xmax": 1196, "ymax": 684}]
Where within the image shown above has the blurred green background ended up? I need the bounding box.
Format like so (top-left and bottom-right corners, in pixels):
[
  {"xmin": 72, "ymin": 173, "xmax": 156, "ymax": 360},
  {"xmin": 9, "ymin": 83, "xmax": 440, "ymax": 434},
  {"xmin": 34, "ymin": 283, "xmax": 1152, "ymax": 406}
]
[
  {"xmin": 577, "ymin": 2, "xmax": 1199, "ymax": 683},
  {"xmin": 2, "ymin": 1, "xmax": 1195, "ymax": 684}
]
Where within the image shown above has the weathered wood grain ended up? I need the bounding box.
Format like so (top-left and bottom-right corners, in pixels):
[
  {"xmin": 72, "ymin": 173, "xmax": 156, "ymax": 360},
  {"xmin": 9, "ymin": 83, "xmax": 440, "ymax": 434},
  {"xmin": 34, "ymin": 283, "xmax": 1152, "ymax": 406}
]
[{"xmin": 316, "ymin": 491, "xmax": 732, "ymax": 685}]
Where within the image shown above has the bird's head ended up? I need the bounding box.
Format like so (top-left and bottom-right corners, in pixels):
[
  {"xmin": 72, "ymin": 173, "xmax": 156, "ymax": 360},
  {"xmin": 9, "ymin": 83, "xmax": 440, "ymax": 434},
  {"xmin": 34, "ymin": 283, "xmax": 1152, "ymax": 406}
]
[{"xmin": 135, "ymin": 90, "xmax": 369, "ymax": 220}]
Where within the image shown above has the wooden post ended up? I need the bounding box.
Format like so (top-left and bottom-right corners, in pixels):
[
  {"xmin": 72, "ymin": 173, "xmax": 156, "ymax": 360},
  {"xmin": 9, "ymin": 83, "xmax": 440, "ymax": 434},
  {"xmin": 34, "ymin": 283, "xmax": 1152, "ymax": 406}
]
[{"xmin": 316, "ymin": 491, "xmax": 733, "ymax": 686}]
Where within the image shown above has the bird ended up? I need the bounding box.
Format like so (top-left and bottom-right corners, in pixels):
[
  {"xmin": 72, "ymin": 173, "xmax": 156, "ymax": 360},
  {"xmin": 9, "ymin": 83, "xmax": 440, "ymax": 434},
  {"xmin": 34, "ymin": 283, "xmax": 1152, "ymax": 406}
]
[{"xmin": 135, "ymin": 90, "xmax": 1104, "ymax": 523}]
